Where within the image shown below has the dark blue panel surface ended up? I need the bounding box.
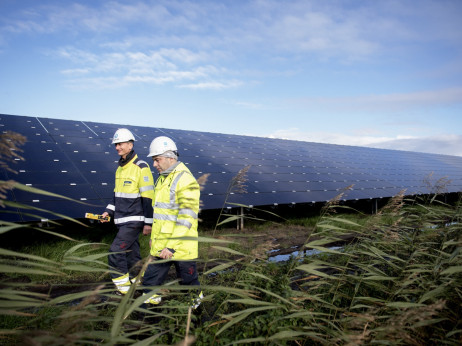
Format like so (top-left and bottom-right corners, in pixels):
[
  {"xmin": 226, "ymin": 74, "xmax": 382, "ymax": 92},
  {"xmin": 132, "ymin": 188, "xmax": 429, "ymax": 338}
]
[
  {"xmin": 2, "ymin": 113, "xmax": 462, "ymax": 222},
  {"xmin": 12, "ymin": 183, "xmax": 103, "ymax": 202},
  {"xmin": 7, "ymin": 170, "xmax": 86, "ymax": 185}
]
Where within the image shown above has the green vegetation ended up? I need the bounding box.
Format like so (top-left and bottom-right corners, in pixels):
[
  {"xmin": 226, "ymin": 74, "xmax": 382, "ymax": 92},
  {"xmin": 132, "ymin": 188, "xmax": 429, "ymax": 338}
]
[
  {"xmin": 1, "ymin": 191, "xmax": 461, "ymax": 345},
  {"xmin": 1, "ymin": 131, "xmax": 461, "ymax": 344}
]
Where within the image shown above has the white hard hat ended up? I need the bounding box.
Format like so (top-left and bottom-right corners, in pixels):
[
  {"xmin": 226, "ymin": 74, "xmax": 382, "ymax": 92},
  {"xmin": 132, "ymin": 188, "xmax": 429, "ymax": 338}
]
[
  {"xmin": 112, "ymin": 128, "xmax": 135, "ymax": 144},
  {"xmin": 148, "ymin": 136, "xmax": 178, "ymax": 157}
]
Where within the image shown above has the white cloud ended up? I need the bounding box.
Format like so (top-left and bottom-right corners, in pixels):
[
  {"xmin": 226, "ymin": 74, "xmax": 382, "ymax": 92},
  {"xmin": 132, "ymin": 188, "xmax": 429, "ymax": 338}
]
[
  {"xmin": 369, "ymin": 134, "xmax": 462, "ymax": 157},
  {"xmin": 54, "ymin": 46, "xmax": 227, "ymax": 89},
  {"xmin": 60, "ymin": 68, "xmax": 90, "ymax": 76},
  {"xmin": 3, "ymin": 0, "xmax": 462, "ymax": 93},
  {"xmin": 289, "ymin": 87, "xmax": 462, "ymax": 113},
  {"xmin": 5, "ymin": 0, "xmax": 459, "ymax": 60},
  {"xmin": 267, "ymin": 128, "xmax": 462, "ymax": 157},
  {"xmin": 178, "ymin": 80, "xmax": 243, "ymax": 90},
  {"xmin": 233, "ymin": 101, "xmax": 266, "ymax": 110},
  {"xmin": 260, "ymin": 5, "xmax": 379, "ymax": 61},
  {"xmin": 267, "ymin": 128, "xmax": 402, "ymax": 146}
]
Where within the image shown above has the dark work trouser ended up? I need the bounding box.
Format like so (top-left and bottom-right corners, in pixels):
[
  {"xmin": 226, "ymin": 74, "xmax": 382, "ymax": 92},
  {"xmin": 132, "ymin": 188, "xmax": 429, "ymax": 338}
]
[
  {"xmin": 143, "ymin": 257, "xmax": 200, "ymax": 293},
  {"xmin": 108, "ymin": 223, "xmax": 142, "ymax": 279}
]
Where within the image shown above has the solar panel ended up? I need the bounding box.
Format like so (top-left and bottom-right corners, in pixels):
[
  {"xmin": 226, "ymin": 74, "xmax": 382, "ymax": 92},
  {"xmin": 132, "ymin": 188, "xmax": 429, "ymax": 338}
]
[{"xmin": 1, "ymin": 113, "xmax": 462, "ymax": 222}]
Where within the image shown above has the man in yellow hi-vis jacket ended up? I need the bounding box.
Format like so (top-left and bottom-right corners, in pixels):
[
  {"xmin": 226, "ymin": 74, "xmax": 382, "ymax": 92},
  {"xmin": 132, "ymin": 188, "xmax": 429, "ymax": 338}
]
[
  {"xmin": 142, "ymin": 136, "xmax": 203, "ymax": 308},
  {"xmin": 101, "ymin": 128, "xmax": 155, "ymax": 295}
]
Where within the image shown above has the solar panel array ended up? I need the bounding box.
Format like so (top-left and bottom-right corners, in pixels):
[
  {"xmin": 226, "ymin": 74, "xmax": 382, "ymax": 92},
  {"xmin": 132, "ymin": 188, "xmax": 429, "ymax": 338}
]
[{"xmin": 2, "ymin": 113, "xmax": 462, "ymax": 222}]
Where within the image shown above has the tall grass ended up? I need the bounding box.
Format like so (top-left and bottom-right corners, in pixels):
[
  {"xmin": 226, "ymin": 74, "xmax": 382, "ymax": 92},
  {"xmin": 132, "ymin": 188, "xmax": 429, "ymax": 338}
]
[
  {"xmin": 1, "ymin": 132, "xmax": 461, "ymax": 344},
  {"xmin": 3, "ymin": 191, "xmax": 459, "ymax": 344}
]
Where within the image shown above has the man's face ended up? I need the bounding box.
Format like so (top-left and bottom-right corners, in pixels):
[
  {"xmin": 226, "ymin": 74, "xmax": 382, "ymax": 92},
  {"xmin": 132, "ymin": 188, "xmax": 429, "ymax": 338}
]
[
  {"xmin": 115, "ymin": 141, "xmax": 132, "ymax": 158},
  {"xmin": 152, "ymin": 156, "xmax": 173, "ymax": 173}
]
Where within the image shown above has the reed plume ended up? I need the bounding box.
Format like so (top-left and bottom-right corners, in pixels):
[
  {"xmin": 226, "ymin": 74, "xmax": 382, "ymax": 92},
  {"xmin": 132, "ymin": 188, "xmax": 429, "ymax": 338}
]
[{"xmin": 0, "ymin": 131, "xmax": 26, "ymax": 173}]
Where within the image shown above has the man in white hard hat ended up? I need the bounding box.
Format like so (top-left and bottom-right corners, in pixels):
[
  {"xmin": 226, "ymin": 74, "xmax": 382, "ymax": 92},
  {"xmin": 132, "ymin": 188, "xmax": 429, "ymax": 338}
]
[
  {"xmin": 101, "ymin": 128, "xmax": 155, "ymax": 295},
  {"xmin": 142, "ymin": 136, "xmax": 203, "ymax": 308}
]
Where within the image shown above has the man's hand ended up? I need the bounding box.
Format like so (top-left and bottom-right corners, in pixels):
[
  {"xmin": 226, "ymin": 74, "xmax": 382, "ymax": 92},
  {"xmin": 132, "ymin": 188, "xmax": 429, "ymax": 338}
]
[
  {"xmin": 100, "ymin": 212, "xmax": 110, "ymax": 223},
  {"xmin": 143, "ymin": 225, "xmax": 152, "ymax": 236},
  {"xmin": 159, "ymin": 248, "xmax": 173, "ymax": 259}
]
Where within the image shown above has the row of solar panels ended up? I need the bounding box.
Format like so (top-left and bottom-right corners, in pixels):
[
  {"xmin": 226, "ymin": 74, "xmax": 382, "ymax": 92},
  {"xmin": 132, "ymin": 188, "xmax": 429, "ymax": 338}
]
[{"xmin": 1, "ymin": 113, "xmax": 462, "ymax": 222}]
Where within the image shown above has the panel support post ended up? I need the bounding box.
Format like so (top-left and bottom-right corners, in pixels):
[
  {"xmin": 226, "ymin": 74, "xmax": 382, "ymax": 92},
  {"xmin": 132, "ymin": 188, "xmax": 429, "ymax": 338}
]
[{"xmin": 237, "ymin": 206, "xmax": 244, "ymax": 230}]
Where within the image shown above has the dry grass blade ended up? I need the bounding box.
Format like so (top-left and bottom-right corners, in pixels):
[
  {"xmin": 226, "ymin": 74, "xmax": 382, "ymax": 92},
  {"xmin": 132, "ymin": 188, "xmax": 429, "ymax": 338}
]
[
  {"xmin": 0, "ymin": 180, "xmax": 16, "ymax": 207},
  {"xmin": 230, "ymin": 165, "xmax": 250, "ymax": 194},
  {"xmin": 0, "ymin": 131, "xmax": 26, "ymax": 174},
  {"xmin": 197, "ymin": 173, "xmax": 210, "ymax": 210},
  {"xmin": 323, "ymin": 184, "xmax": 354, "ymax": 214},
  {"xmin": 423, "ymin": 172, "xmax": 451, "ymax": 194}
]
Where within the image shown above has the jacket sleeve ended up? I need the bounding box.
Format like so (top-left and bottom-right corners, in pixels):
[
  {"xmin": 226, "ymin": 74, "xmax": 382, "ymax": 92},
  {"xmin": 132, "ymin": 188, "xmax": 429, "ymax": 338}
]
[
  {"xmin": 105, "ymin": 192, "xmax": 115, "ymax": 217},
  {"xmin": 138, "ymin": 163, "xmax": 155, "ymax": 225},
  {"xmin": 166, "ymin": 173, "xmax": 200, "ymax": 250}
]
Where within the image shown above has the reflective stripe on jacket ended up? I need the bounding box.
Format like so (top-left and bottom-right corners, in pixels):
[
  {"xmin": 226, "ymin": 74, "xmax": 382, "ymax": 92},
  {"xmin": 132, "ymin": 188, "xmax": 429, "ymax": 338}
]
[
  {"xmin": 150, "ymin": 162, "xmax": 200, "ymax": 260},
  {"xmin": 105, "ymin": 154, "xmax": 155, "ymax": 226}
]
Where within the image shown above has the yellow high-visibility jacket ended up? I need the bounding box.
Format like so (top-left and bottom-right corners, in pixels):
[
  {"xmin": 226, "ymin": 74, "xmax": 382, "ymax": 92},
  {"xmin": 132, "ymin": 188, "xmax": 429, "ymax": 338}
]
[
  {"xmin": 150, "ymin": 162, "xmax": 200, "ymax": 260},
  {"xmin": 105, "ymin": 152, "xmax": 155, "ymax": 226}
]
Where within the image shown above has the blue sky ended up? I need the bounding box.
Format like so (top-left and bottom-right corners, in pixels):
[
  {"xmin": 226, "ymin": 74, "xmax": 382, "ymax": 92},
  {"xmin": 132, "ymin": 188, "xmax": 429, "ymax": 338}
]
[{"xmin": 1, "ymin": 0, "xmax": 462, "ymax": 156}]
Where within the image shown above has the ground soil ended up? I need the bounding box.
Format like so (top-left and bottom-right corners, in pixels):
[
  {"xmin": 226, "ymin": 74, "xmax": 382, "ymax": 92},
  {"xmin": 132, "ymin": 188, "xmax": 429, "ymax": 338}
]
[
  {"xmin": 207, "ymin": 224, "xmax": 313, "ymax": 259},
  {"xmin": 207, "ymin": 224, "xmax": 354, "ymax": 260}
]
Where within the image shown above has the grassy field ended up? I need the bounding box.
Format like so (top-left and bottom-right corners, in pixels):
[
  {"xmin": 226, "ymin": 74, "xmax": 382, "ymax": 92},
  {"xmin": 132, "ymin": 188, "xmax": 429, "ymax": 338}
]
[{"xmin": 1, "ymin": 191, "xmax": 461, "ymax": 345}]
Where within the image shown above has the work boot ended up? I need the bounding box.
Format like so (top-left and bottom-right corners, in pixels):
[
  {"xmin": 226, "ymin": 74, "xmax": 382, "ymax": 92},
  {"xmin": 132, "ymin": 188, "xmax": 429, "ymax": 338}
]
[
  {"xmin": 112, "ymin": 273, "xmax": 131, "ymax": 295},
  {"xmin": 143, "ymin": 293, "xmax": 161, "ymax": 305},
  {"xmin": 130, "ymin": 270, "xmax": 144, "ymax": 286},
  {"xmin": 191, "ymin": 291, "xmax": 204, "ymax": 309},
  {"xmin": 130, "ymin": 277, "xmax": 142, "ymax": 286}
]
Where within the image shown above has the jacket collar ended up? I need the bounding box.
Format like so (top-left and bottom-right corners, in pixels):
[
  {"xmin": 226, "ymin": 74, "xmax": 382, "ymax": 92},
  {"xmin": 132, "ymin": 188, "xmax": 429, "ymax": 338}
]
[
  {"xmin": 119, "ymin": 150, "xmax": 136, "ymax": 167},
  {"xmin": 160, "ymin": 161, "xmax": 181, "ymax": 176}
]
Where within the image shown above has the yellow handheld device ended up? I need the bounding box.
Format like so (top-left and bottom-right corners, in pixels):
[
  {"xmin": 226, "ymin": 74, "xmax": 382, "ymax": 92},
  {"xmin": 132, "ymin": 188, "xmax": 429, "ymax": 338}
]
[{"xmin": 85, "ymin": 213, "xmax": 111, "ymax": 222}]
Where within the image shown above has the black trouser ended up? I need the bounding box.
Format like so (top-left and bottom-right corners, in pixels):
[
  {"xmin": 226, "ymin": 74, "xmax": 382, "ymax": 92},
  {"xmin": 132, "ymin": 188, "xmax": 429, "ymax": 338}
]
[
  {"xmin": 143, "ymin": 257, "xmax": 200, "ymax": 291},
  {"xmin": 108, "ymin": 223, "xmax": 142, "ymax": 279}
]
